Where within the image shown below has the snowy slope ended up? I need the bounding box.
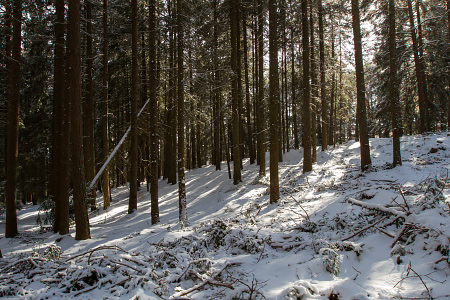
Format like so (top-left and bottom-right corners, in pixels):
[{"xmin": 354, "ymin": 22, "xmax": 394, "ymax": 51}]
[{"xmin": 1, "ymin": 132, "xmax": 449, "ymax": 299}]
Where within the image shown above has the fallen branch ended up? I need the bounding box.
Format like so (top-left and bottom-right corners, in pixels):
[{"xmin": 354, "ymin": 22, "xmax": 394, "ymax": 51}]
[
  {"xmin": 394, "ymin": 262, "xmax": 434, "ymax": 300},
  {"xmin": 348, "ymin": 198, "xmax": 407, "ymax": 219},
  {"xmin": 342, "ymin": 216, "xmax": 388, "ymax": 241},
  {"xmin": 170, "ymin": 263, "xmax": 237, "ymax": 298}
]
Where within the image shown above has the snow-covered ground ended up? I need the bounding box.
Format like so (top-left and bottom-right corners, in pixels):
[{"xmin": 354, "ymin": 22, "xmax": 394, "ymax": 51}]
[{"xmin": 1, "ymin": 132, "xmax": 450, "ymax": 299}]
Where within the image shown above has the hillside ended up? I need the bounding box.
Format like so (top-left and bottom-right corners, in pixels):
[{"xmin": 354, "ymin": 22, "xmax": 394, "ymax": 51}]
[{"xmin": 1, "ymin": 132, "xmax": 450, "ymax": 299}]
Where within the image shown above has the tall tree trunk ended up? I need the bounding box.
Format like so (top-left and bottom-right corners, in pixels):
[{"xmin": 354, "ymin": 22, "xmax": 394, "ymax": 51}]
[
  {"xmin": 149, "ymin": 0, "xmax": 159, "ymax": 224},
  {"xmin": 269, "ymin": 0, "xmax": 280, "ymax": 203},
  {"xmin": 243, "ymin": 5, "xmax": 255, "ymax": 165},
  {"xmin": 310, "ymin": 3, "xmax": 317, "ymax": 163},
  {"xmin": 177, "ymin": 0, "xmax": 187, "ymax": 222},
  {"xmin": 389, "ymin": 0, "xmax": 402, "ymax": 167},
  {"xmin": 102, "ymin": 0, "xmax": 111, "ymax": 210},
  {"xmin": 415, "ymin": 0, "xmax": 429, "ymax": 131},
  {"xmin": 231, "ymin": 0, "xmax": 241, "ymax": 184},
  {"xmin": 68, "ymin": 0, "xmax": 90, "ymax": 240},
  {"xmin": 167, "ymin": 0, "xmax": 177, "ymax": 184},
  {"xmin": 318, "ymin": 0, "xmax": 327, "ymax": 151},
  {"xmin": 329, "ymin": 22, "xmax": 335, "ymax": 146},
  {"xmin": 52, "ymin": 0, "xmax": 70, "ymax": 234},
  {"xmin": 5, "ymin": 0, "xmax": 21, "ymax": 238},
  {"xmin": 128, "ymin": 0, "xmax": 139, "ymax": 214},
  {"xmin": 448, "ymin": 0, "xmax": 450, "ymax": 129},
  {"xmin": 213, "ymin": 0, "xmax": 221, "ymax": 170},
  {"xmin": 291, "ymin": 28, "xmax": 299, "ymax": 150},
  {"xmin": 257, "ymin": 0, "xmax": 266, "ymax": 176},
  {"xmin": 406, "ymin": 0, "xmax": 427, "ymax": 134},
  {"xmin": 302, "ymin": 0, "xmax": 312, "ymax": 173},
  {"xmin": 84, "ymin": 0, "xmax": 96, "ymax": 211},
  {"xmin": 351, "ymin": 0, "xmax": 372, "ymax": 171}
]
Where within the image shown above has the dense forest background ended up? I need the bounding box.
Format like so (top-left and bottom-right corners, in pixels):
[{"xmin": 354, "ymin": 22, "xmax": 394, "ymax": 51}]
[{"xmin": 1, "ymin": 0, "xmax": 450, "ymax": 239}]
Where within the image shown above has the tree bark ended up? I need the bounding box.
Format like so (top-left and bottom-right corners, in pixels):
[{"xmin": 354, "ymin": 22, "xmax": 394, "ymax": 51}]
[
  {"xmin": 128, "ymin": 0, "xmax": 139, "ymax": 214},
  {"xmin": 406, "ymin": 0, "xmax": 427, "ymax": 134},
  {"xmin": 5, "ymin": 0, "xmax": 21, "ymax": 238},
  {"xmin": 318, "ymin": 0, "xmax": 327, "ymax": 151},
  {"xmin": 269, "ymin": 0, "xmax": 280, "ymax": 203},
  {"xmin": 389, "ymin": 0, "xmax": 402, "ymax": 167},
  {"xmin": 177, "ymin": 0, "xmax": 187, "ymax": 223},
  {"xmin": 310, "ymin": 3, "xmax": 317, "ymax": 163},
  {"xmin": 68, "ymin": 0, "xmax": 90, "ymax": 240},
  {"xmin": 243, "ymin": 5, "xmax": 255, "ymax": 165},
  {"xmin": 149, "ymin": 0, "xmax": 159, "ymax": 224},
  {"xmin": 257, "ymin": 0, "xmax": 266, "ymax": 176},
  {"xmin": 302, "ymin": 0, "xmax": 312, "ymax": 173},
  {"xmin": 291, "ymin": 28, "xmax": 299, "ymax": 150},
  {"xmin": 351, "ymin": 0, "xmax": 372, "ymax": 171},
  {"xmin": 415, "ymin": 1, "xmax": 429, "ymax": 131},
  {"xmin": 231, "ymin": 0, "xmax": 242, "ymax": 184},
  {"xmin": 448, "ymin": 0, "xmax": 450, "ymax": 129},
  {"xmin": 52, "ymin": 0, "xmax": 70, "ymax": 234},
  {"xmin": 84, "ymin": 0, "xmax": 96, "ymax": 211},
  {"xmin": 102, "ymin": 0, "xmax": 111, "ymax": 210}
]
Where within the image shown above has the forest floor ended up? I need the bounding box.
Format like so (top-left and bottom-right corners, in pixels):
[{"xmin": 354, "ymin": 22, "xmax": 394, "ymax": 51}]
[{"xmin": 1, "ymin": 132, "xmax": 450, "ymax": 299}]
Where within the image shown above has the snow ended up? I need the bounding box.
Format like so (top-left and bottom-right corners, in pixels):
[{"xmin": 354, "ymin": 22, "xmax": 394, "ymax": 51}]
[{"xmin": 1, "ymin": 132, "xmax": 450, "ymax": 299}]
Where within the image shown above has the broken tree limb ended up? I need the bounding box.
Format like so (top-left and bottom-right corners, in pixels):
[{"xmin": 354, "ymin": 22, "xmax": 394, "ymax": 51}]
[
  {"xmin": 87, "ymin": 97, "xmax": 151, "ymax": 192},
  {"xmin": 348, "ymin": 198, "xmax": 407, "ymax": 219},
  {"xmin": 170, "ymin": 263, "xmax": 237, "ymax": 298},
  {"xmin": 342, "ymin": 216, "xmax": 388, "ymax": 241}
]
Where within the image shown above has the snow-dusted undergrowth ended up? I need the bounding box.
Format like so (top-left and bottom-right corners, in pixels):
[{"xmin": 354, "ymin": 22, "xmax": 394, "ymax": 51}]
[{"xmin": 1, "ymin": 132, "xmax": 450, "ymax": 299}]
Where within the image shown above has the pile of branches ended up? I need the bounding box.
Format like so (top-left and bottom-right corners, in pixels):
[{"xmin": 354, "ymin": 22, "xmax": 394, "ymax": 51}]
[
  {"xmin": 0, "ymin": 219, "xmax": 272, "ymax": 299},
  {"xmin": 0, "ymin": 245, "xmax": 166, "ymax": 299},
  {"xmin": 344, "ymin": 176, "xmax": 450, "ymax": 262}
]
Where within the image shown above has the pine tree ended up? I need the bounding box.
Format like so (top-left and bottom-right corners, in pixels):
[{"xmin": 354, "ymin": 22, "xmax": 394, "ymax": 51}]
[
  {"xmin": 231, "ymin": 0, "xmax": 242, "ymax": 184},
  {"xmin": 177, "ymin": 0, "xmax": 187, "ymax": 223},
  {"xmin": 389, "ymin": 0, "xmax": 401, "ymax": 167},
  {"xmin": 67, "ymin": 0, "xmax": 90, "ymax": 240},
  {"xmin": 128, "ymin": 0, "xmax": 139, "ymax": 214},
  {"xmin": 5, "ymin": 0, "xmax": 22, "ymax": 238},
  {"xmin": 351, "ymin": 0, "xmax": 372, "ymax": 171},
  {"xmin": 318, "ymin": 0, "xmax": 327, "ymax": 151},
  {"xmin": 102, "ymin": 0, "xmax": 111, "ymax": 210},
  {"xmin": 257, "ymin": 0, "xmax": 266, "ymax": 176},
  {"xmin": 302, "ymin": 0, "xmax": 312, "ymax": 173},
  {"xmin": 269, "ymin": 0, "xmax": 280, "ymax": 203},
  {"xmin": 52, "ymin": 0, "xmax": 70, "ymax": 234},
  {"xmin": 84, "ymin": 0, "xmax": 96, "ymax": 211},
  {"xmin": 149, "ymin": 0, "xmax": 159, "ymax": 224}
]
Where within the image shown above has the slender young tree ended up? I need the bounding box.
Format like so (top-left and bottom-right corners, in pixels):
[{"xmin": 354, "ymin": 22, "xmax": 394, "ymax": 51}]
[
  {"xmin": 128, "ymin": 0, "xmax": 139, "ymax": 214},
  {"xmin": 310, "ymin": 3, "xmax": 317, "ymax": 163},
  {"xmin": 448, "ymin": 0, "xmax": 450, "ymax": 128},
  {"xmin": 149, "ymin": 0, "xmax": 159, "ymax": 224},
  {"xmin": 257, "ymin": 0, "xmax": 266, "ymax": 176},
  {"xmin": 243, "ymin": 5, "xmax": 255, "ymax": 165},
  {"xmin": 84, "ymin": 0, "xmax": 96, "ymax": 211},
  {"xmin": 291, "ymin": 28, "xmax": 299, "ymax": 150},
  {"xmin": 177, "ymin": 0, "xmax": 187, "ymax": 222},
  {"xmin": 269, "ymin": 0, "xmax": 280, "ymax": 203},
  {"xmin": 302, "ymin": 0, "xmax": 312, "ymax": 173},
  {"xmin": 5, "ymin": 0, "xmax": 22, "ymax": 238},
  {"xmin": 318, "ymin": 0, "xmax": 327, "ymax": 151},
  {"xmin": 102, "ymin": 0, "xmax": 111, "ymax": 210},
  {"xmin": 52, "ymin": 0, "xmax": 70, "ymax": 234},
  {"xmin": 389, "ymin": 0, "xmax": 401, "ymax": 166},
  {"xmin": 415, "ymin": 1, "xmax": 429, "ymax": 131},
  {"xmin": 231, "ymin": 0, "xmax": 241, "ymax": 184},
  {"xmin": 351, "ymin": 0, "xmax": 372, "ymax": 171},
  {"xmin": 406, "ymin": 0, "xmax": 427, "ymax": 133},
  {"xmin": 67, "ymin": 0, "xmax": 90, "ymax": 240}
]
